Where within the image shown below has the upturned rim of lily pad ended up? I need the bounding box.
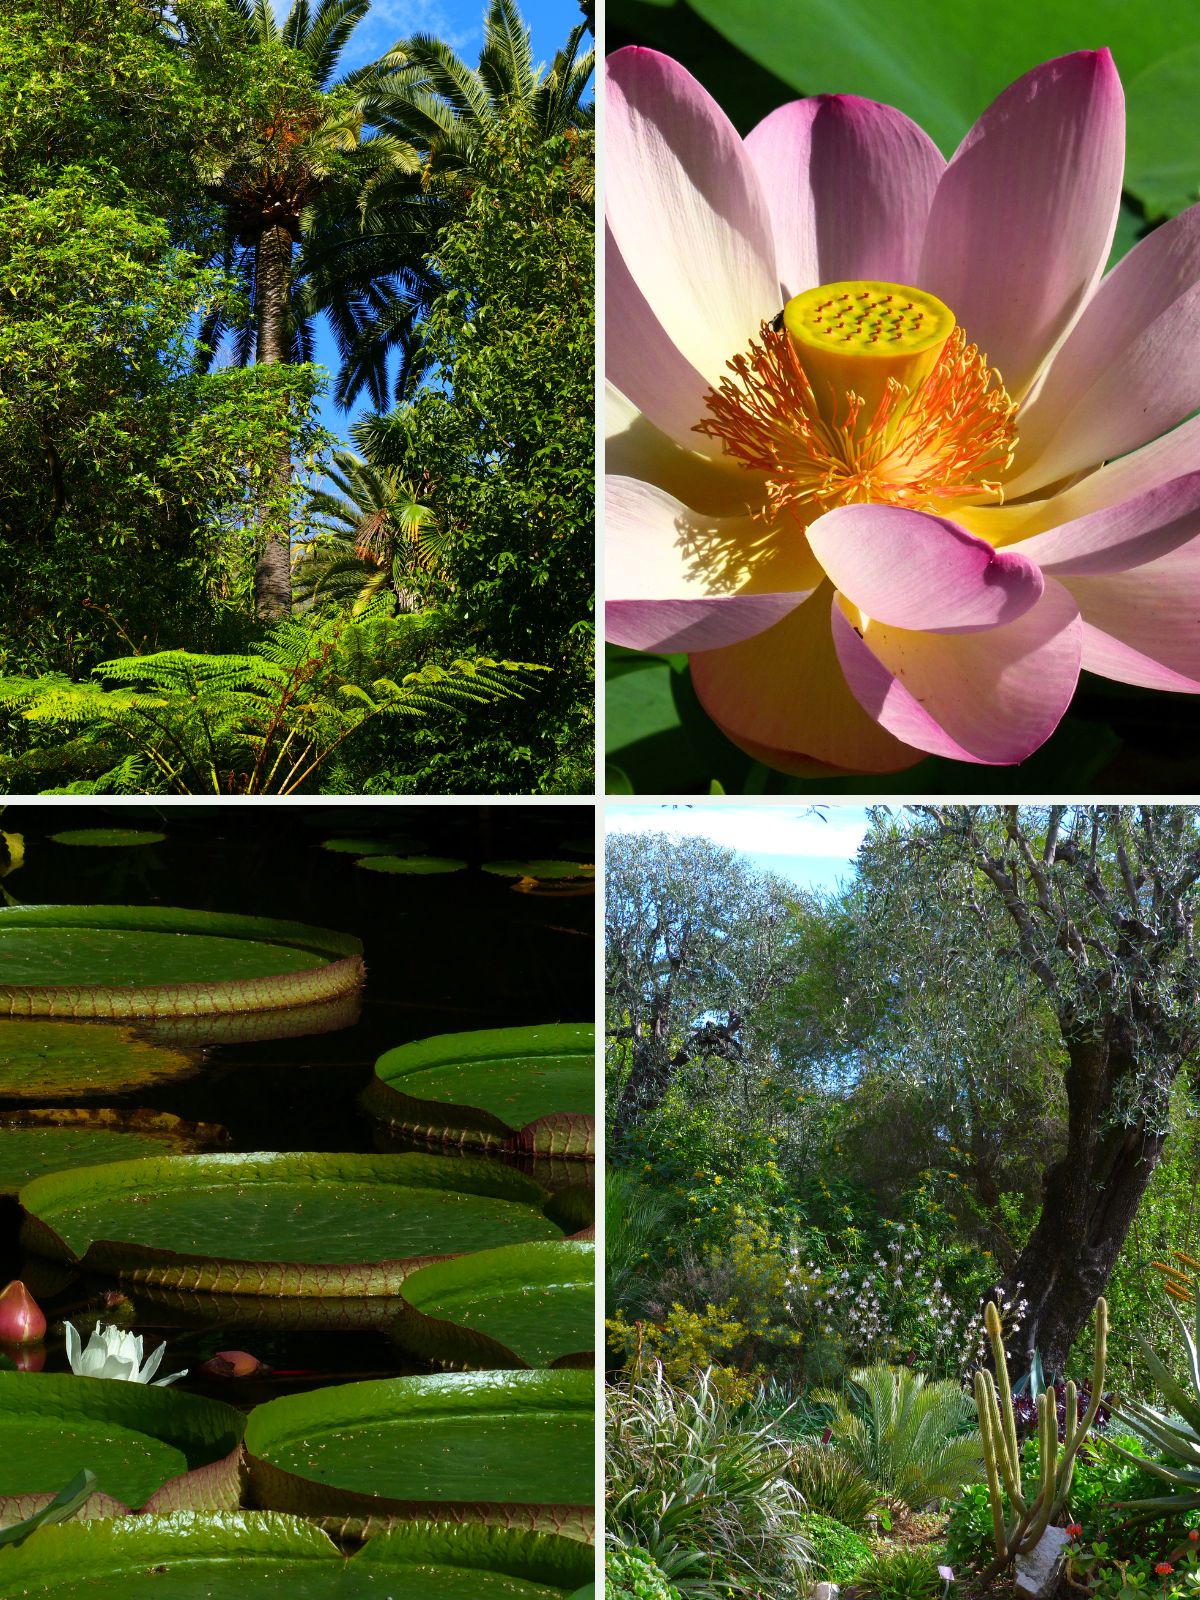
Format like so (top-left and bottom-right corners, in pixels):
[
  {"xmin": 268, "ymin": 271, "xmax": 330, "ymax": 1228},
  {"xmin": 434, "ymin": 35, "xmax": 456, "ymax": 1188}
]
[
  {"xmin": 0, "ymin": 905, "xmax": 364, "ymax": 1020},
  {"xmin": 244, "ymin": 1369, "xmax": 595, "ymax": 1538},
  {"xmin": 0, "ymin": 1369, "xmax": 244, "ymax": 1523},
  {"xmin": 18, "ymin": 1151, "xmax": 585, "ymax": 1297},
  {"xmin": 0, "ymin": 1510, "xmax": 596, "ymax": 1593}
]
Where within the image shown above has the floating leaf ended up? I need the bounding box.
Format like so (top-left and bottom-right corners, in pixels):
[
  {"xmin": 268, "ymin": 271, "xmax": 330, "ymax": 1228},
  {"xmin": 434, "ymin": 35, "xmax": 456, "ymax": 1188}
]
[
  {"xmin": 319, "ymin": 836, "xmax": 427, "ymax": 856},
  {"xmin": 48, "ymin": 832, "xmax": 166, "ymax": 849},
  {"xmin": 0, "ymin": 1021, "xmax": 201, "ymax": 1102},
  {"xmin": 0, "ymin": 906, "xmax": 363, "ymax": 1020},
  {"xmin": 392, "ymin": 1241, "xmax": 595, "ymax": 1370},
  {"xmin": 362, "ymin": 1025, "xmax": 595, "ymax": 1156},
  {"xmin": 355, "ymin": 855, "xmax": 469, "ymax": 875},
  {"xmin": 0, "ymin": 1512, "xmax": 593, "ymax": 1596},
  {"xmin": 245, "ymin": 1370, "xmax": 594, "ymax": 1537},
  {"xmin": 0, "ymin": 1109, "xmax": 228, "ymax": 1196},
  {"xmin": 482, "ymin": 862, "xmax": 594, "ymax": 880},
  {"xmin": 0, "ymin": 1370, "xmax": 242, "ymax": 1522},
  {"xmin": 20, "ymin": 1152, "xmax": 572, "ymax": 1297}
]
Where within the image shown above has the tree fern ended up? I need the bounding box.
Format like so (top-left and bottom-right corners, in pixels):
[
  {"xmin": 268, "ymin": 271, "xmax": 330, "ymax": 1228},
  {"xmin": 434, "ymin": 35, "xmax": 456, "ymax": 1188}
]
[{"xmin": 0, "ymin": 606, "xmax": 547, "ymax": 795}]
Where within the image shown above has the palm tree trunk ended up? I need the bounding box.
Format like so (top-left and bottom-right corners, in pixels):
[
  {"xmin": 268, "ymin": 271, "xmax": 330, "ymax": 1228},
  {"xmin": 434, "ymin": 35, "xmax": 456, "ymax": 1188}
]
[{"xmin": 253, "ymin": 221, "xmax": 295, "ymax": 622}]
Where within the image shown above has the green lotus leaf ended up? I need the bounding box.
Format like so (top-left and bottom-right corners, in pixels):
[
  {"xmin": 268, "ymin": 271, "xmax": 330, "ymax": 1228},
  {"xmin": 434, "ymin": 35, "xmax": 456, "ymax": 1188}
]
[
  {"xmin": 0, "ymin": 1020, "xmax": 202, "ymax": 1101},
  {"xmin": 0, "ymin": 1512, "xmax": 594, "ymax": 1596},
  {"xmin": 0, "ymin": 906, "xmax": 364, "ymax": 1020},
  {"xmin": 392, "ymin": 1241, "xmax": 595, "ymax": 1370},
  {"xmin": 0, "ymin": 1108, "xmax": 228, "ymax": 1195},
  {"xmin": 320, "ymin": 836, "xmax": 427, "ymax": 856},
  {"xmin": 362, "ymin": 1025, "xmax": 595, "ymax": 1156},
  {"xmin": 0, "ymin": 1371, "xmax": 243, "ymax": 1523},
  {"xmin": 20, "ymin": 1152, "xmax": 569, "ymax": 1296},
  {"xmin": 355, "ymin": 855, "xmax": 468, "ymax": 875},
  {"xmin": 482, "ymin": 861, "xmax": 594, "ymax": 880},
  {"xmin": 48, "ymin": 831, "xmax": 167, "ymax": 848},
  {"xmin": 245, "ymin": 1370, "xmax": 594, "ymax": 1538}
]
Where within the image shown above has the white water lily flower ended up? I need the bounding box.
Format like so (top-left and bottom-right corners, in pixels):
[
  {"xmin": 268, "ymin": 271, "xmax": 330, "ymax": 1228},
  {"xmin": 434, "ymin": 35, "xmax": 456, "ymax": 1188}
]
[{"xmin": 64, "ymin": 1321, "xmax": 186, "ymax": 1386}]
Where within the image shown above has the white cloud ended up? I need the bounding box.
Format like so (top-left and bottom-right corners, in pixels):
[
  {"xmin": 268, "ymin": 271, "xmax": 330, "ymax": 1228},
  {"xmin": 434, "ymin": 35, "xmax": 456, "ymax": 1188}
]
[{"xmin": 605, "ymin": 804, "xmax": 871, "ymax": 862}]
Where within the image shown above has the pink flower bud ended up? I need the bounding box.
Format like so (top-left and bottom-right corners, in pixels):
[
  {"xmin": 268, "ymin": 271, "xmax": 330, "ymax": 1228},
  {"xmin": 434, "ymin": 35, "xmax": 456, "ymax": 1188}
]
[
  {"xmin": 0, "ymin": 1281, "xmax": 46, "ymax": 1344},
  {"xmin": 199, "ymin": 1349, "xmax": 267, "ymax": 1378}
]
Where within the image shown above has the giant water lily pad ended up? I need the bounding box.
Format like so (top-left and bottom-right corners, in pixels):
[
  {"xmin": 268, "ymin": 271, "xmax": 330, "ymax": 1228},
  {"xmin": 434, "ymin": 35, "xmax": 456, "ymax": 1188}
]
[
  {"xmin": 0, "ymin": 1513, "xmax": 594, "ymax": 1597},
  {"xmin": 0, "ymin": 1020, "xmax": 201, "ymax": 1101},
  {"xmin": 392, "ymin": 1241, "xmax": 594, "ymax": 1370},
  {"xmin": 482, "ymin": 862, "xmax": 594, "ymax": 880},
  {"xmin": 362, "ymin": 1025, "xmax": 595, "ymax": 1157},
  {"xmin": 0, "ymin": 1371, "xmax": 243, "ymax": 1523},
  {"xmin": 0, "ymin": 1109, "xmax": 228, "ymax": 1195},
  {"xmin": 356, "ymin": 855, "xmax": 468, "ymax": 875},
  {"xmin": 246, "ymin": 1370, "xmax": 594, "ymax": 1537},
  {"xmin": 320, "ymin": 836, "xmax": 427, "ymax": 856},
  {"xmin": 0, "ymin": 906, "xmax": 363, "ymax": 1020},
  {"xmin": 48, "ymin": 831, "xmax": 167, "ymax": 848},
  {"xmin": 20, "ymin": 1152, "xmax": 577, "ymax": 1296}
]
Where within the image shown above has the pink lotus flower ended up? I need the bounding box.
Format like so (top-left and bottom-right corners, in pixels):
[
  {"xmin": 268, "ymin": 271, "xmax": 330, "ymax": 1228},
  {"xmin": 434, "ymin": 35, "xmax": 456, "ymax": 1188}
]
[{"xmin": 606, "ymin": 48, "xmax": 1200, "ymax": 773}]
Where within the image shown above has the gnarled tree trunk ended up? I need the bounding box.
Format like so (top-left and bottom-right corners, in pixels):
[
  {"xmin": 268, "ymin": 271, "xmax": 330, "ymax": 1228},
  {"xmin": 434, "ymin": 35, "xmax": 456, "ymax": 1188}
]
[{"xmin": 999, "ymin": 1021, "xmax": 1169, "ymax": 1375}]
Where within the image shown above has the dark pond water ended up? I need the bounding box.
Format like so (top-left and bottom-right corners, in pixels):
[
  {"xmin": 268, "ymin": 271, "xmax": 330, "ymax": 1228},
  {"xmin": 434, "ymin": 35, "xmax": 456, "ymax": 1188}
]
[{"xmin": 0, "ymin": 802, "xmax": 595, "ymax": 1414}]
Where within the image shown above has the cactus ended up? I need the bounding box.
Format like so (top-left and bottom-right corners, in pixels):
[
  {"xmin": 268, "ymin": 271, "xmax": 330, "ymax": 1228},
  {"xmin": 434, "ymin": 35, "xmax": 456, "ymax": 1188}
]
[{"xmin": 972, "ymin": 1296, "xmax": 1108, "ymax": 1577}]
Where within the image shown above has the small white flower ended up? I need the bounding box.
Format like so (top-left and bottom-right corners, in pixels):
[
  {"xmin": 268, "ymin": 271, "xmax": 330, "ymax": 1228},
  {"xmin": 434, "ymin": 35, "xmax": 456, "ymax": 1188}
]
[{"xmin": 64, "ymin": 1321, "xmax": 186, "ymax": 1386}]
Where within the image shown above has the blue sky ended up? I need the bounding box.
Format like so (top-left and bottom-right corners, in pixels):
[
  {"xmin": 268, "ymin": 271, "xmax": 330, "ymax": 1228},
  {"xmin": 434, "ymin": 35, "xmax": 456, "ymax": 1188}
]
[
  {"xmin": 604, "ymin": 805, "xmax": 876, "ymax": 895},
  {"xmin": 300, "ymin": 0, "xmax": 589, "ymax": 454}
]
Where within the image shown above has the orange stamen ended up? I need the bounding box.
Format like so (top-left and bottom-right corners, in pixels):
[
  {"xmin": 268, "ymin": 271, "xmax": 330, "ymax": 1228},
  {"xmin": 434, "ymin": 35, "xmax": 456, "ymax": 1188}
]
[{"xmin": 696, "ymin": 319, "xmax": 1018, "ymax": 527}]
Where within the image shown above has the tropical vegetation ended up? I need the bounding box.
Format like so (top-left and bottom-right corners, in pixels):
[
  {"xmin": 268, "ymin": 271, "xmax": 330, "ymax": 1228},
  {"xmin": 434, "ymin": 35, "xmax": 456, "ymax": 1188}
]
[
  {"xmin": 0, "ymin": 0, "xmax": 593, "ymax": 793},
  {"xmin": 606, "ymin": 806, "xmax": 1200, "ymax": 1600}
]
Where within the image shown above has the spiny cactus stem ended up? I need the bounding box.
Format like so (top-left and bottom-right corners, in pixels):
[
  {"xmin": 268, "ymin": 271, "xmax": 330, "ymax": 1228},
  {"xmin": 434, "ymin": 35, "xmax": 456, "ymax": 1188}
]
[
  {"xmin": 987, "ymin": 1301, "xmax": 1023, "ymax": 1488},
  {"xmin": 975, "ymin": 1371, "xmax": 1009, "ymax": 1559}
]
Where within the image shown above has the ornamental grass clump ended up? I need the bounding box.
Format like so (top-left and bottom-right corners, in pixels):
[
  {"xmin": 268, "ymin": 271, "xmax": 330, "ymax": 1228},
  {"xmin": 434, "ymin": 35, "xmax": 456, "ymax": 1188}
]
[{"xmin": 606, "ymin": 1361, "xmax": 812, "ymax": 1600}]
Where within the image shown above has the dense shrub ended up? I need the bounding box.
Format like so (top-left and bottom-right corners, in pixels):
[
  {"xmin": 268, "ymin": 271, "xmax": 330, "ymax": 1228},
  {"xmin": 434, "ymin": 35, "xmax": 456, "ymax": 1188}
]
[
  {"xmin": 606, "ymin": 1543, "xmax": 683, "ymax": 1599},
  {"xmin": 801, "ymin": 1512, "xmax": 875, "ymax": 1584}
]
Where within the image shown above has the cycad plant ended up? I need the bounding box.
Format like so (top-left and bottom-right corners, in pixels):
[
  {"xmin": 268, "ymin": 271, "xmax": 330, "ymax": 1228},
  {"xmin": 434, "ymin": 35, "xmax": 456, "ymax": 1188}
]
[{"xmin": 817, "ymin": 1363, "xmax": 984, "ymax": 1509}]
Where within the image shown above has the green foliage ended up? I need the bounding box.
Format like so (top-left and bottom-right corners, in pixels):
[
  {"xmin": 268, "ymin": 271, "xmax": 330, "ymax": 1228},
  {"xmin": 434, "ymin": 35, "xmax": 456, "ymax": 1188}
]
[
  {"xmin": 374, "ymin": 116, "xmax": 595, "ymax": 792},
  {"xmin": 606, "ymin": 1364, "xmax": 812, "ymax": 1600},
  {"xmin": 800, "ymin": 1512, "xmax": 875, "ymax": 1584},
  {"xmin": 1113, "ymin": 1289, "xmax": 1200, "ymax": 1519},
  {"xmin": 0, "ymin": 604, "xmax": 545, "ymax": 794},
  {"xmin": 784, "ymin": 1444, "xmax": 881, "ymax": 1532},
  {"xmin": 0, "ymin": 0, "xmax": 324, "ymax": 674},
  {"xmin": 606, "ymin": 1210, "xmax": 807, "ymax": 1401},
  {"xmin": 605, "ymin": 1168, "xmax": 683, "ymax": 1323},
  {"xmin": 854, "ymin": 1546, "xmax": 944, "ymax": 1600},
  {"xmin": 817, "ymin": 1364, "xmax": 984, "ymax": 1510},
  {"xmin": 605, "ymin": 1543, "xmax": 683, "ymax": 1600}
]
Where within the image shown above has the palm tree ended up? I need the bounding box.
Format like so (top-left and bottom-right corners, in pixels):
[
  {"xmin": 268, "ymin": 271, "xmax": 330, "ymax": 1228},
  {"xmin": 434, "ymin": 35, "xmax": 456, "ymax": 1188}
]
[
  {"xmin": 368, "ymin": 0, "xmax": 594, "ymax": 187},
  {"xmin": 186, "ymin": 0, "xmax": 419, "ymax": 620},
  {"xmin": 293, "ymin": 445, "xmax": 447, "ymax": 614}
]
